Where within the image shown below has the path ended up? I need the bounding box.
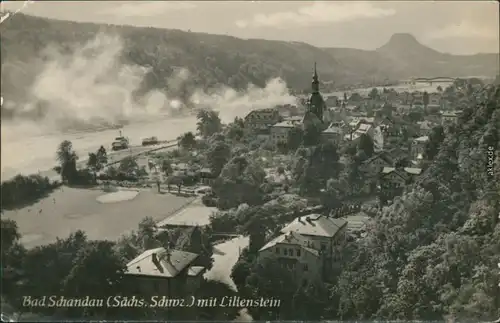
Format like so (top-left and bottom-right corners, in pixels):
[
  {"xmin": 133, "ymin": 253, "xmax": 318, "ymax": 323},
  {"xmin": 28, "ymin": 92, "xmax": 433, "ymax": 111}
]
[{"xmin": 204, "ymin": 236, "xmax": 252, "ymax": 322}]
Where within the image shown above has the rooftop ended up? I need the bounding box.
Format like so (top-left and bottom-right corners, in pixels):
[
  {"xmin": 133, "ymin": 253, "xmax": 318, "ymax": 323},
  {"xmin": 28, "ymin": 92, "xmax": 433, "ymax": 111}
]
[
  {"xmin": 156, "ymin": 205, "xmax": 217, "ymax": 228},
  {"xmin": 382, "ymin": 167, "xmax": 422, "ymax": 175},
  {"xmin": 363, "ymin": 151, "xmax": 394, "ymax": 165},
  {"xmin": 259, "ymin": 231, "xmax": 319, "ymax": 256},
  {"xmin": 273, "ymin": 120, "xmax": 302, "ymax": 128},
  {"xmin": 342, "ymin": 214, "xmax": 371, "ymax": 232},
  {"xmin": 356, "ymin": 123, "xmax": 372, "ymax": 133},
  {"xmin": 126, "ymin": 248, "xmax": 199, "ymax": 278},
  {"xmin": 441, "ymin": 111, "xmax": 460, "ymax": 117},
  {"xmin": 323, "ymin": 125, "xmax": 342, "ymax": 134},
  {"xmin": 281, "ymin": 214, "xmax": 347, "ymax": 238},
  {"xmin": 414, "ymin": 136, "xmax": 429, "ymax": 143}
]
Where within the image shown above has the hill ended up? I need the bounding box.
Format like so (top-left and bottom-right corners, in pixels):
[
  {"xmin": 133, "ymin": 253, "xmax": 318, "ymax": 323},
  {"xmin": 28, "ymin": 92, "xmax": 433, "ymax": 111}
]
[
  {"xmin": 1, "ymin": 14, "xmax": 498, "ymax": 105},
  {"xmin": 325, "ymin": 33, "xmax": 498, "ymax": 81}
]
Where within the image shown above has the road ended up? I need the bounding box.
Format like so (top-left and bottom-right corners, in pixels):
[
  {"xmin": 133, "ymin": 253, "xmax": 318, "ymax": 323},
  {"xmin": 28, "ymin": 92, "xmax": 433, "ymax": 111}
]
[
  {"xmin": 204, "ymin": 236, "xmax": 252, "ymax": 322},
  {"xmin": 37, "ymin": 142, "xmax": 177, "ymax": 181}
]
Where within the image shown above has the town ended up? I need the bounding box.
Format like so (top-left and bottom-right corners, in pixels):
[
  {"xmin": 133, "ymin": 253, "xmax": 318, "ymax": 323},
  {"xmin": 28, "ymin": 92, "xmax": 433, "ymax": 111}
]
[
  {"xmin": 1, "ymin": 2, "xmax": 499, "ymax": 322},
  {"xmin": 2, "ymin": 63, "xmax": 499, "ymax": 322}
]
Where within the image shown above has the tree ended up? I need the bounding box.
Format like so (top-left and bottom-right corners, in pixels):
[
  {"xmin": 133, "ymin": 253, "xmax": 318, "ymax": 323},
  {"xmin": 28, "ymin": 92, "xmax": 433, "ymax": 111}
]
[
  {"xmin": 86, "ymin": 153, "xmax": 99, "ymax": 180},
  {"xmin": 344, "ymin": 92, "xmax": 348, "ymax": 102},
  {"xmin": 226, "ymin": 118, "xmax": 245, "ymax": 141},
  {"xmin": 97, "ymin": 146, "xmax": 108, "ymax": 165},
  {"xmin": 437, "ymin": 85, "xmax": 443, "ymax": 92},
  {"xmin": 161, "ymin": 159, "xmax": 173, "ymax": 176},
  {"xmin": 1, "ymin": 219, "xmax": 20, "ymax": 252},
  {"xmin": 298, "ymin": 143, "xmax": 340, "ymax": 196},
  {"xmin": 118, "ymin": 156, "xmax": 139, "ymax": 174},
  {"xmin": 358, "ymin": 133, "xmax": 374, "ymax": 157},
  {"xmin": 166, "ymin": 172, "xmax": 185, "ymax": 193},
  {"xmin": 369, "ymin": 88, "xmax": 379, "ymax": 100},
  {"xmin": 287, "ymin": 127, "xmax": 303, "ymax": 151},
  {"xmin": 206, "ymin": 141, "xmax": 231, "ymax": 177},
  {"xmin": 197, "ymin": 110, "xmax": 222, "ymax": 138},
  {"xmin": 303, "ymin": 123, "xmax": 321, "ymax": 146},
  {"xmin": 321, "ymin": 178, "xmax": 346, "ymax": 211},
  {"xmin": 178, "ymin": 132, "xmax": 197, "ymax": 150},
  {"xmin": 244, "ymin": 257, "xmax": 300, "ymax": 320},
  {"xmin": 424, "ymin": 125, "xmax": 445, "ymax": 160},
  {"xmin": 136, "ymin": 217, "xmax": 159, "ymax": 250},
  {"xmin": 242, "ymin": 209, "xmax": 267, "ymax": 254},
  {"xmin": 212, "ymin": 157, "xmax": 266, "ymax": 209},
  {"xmin": 56, "ymin": 140, "xmax": 78, "ymax": 182},
  {"xmin": 423, "ymin": 91, "xmax": 429, "ymax": 107}
]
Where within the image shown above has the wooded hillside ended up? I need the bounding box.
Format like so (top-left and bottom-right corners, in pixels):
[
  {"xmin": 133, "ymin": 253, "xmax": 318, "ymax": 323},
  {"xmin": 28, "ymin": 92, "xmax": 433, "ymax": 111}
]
[{"xmin": 1, "ymin": 14, "xmax": 498, "ymax": 105}]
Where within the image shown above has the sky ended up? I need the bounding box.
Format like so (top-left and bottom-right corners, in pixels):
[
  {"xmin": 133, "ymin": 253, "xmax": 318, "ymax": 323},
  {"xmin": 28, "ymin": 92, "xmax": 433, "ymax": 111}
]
[{"xmin": 1, "ymin": 0, "xmax": 499, "ymax": 55}]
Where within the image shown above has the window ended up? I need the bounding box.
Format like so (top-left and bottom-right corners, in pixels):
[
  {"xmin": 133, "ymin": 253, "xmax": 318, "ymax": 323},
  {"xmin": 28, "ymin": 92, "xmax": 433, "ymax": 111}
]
[
  {"xmin": 284, "ymin": 249, "xmax": 288, "ymax": 256},
  {"xmin": 289, "ymin": 249, "xmax": 294, "ymax": 256},
  {"xmin": 321, "ymin": 244, "xmax": 326, "ymax": 251},
  {"xmin": 303, "ymin": 264, "xmax": 308, "ymax": 271},
  {"xmin": 296, "ymin": 249, "xmax": 301, "ymax": 257},
  {"xmin": 276, "ymin": 247, "xmax": 280, "ymax": 254}
]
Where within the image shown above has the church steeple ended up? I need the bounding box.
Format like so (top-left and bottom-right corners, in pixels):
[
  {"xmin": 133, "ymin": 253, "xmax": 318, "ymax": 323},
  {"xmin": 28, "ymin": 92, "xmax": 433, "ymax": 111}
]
[{"xmin": 312, "ymin": 62, "xmax": 319, "ymax": 93}]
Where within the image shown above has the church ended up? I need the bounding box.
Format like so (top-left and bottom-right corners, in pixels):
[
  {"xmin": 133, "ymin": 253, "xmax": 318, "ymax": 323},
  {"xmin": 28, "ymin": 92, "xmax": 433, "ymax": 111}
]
[
  {"xmin": 270, "ymin": 62, "xmax": 343, "ymax": 147},
  {"xmin": 302, "ymin": 62, "xmax": 328, "ymax": 131}
]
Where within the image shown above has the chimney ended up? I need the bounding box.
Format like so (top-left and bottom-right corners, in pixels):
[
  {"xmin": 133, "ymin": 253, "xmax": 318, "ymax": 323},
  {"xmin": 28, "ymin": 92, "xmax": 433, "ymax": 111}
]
[
  {"xmin": 165, "ymin": 249, "xmax": 171, "ymax": 263},
  {"xmin": 136, "ymin": 266, "xmax": 141, "ymax": 273},
  {"xmin": 152, "ymin": 252, "xmax": 164, "ymax": 273},
  {"xmin": 298, "ymin": 217, "xmax": 305, "ymax": 224}
]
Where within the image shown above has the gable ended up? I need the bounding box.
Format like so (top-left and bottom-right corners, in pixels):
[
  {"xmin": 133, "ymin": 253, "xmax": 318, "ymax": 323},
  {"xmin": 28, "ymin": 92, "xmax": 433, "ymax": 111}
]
[{"xmin": 382, "ymin": 171, "xmax": 407, "ymax": 183}]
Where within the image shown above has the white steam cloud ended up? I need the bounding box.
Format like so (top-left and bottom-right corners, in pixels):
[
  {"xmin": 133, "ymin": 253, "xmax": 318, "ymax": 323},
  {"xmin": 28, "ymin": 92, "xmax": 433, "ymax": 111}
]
[
  {"xmin": 5, "ymin": 33, "xmax": 296, "ymax": 131},
  {"xmin": 2, "ymin": 33, "xmax": 296, "ymax": 177}
]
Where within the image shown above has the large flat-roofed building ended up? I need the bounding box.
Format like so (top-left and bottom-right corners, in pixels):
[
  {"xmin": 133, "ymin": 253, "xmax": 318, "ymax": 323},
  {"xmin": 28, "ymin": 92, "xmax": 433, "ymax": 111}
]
[
  {"xmin": 244, "ymin": 108, "xmax": 282, "ymax": 132},
  {"xmin": 156, "ymin": 205, "xmax": 217, "ymax": 229}
]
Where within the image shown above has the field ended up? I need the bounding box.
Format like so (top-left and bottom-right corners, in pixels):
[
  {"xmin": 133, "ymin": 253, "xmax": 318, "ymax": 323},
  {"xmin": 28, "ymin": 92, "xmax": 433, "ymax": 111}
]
[{"xmin": 1, "ymin": 187, "xmax": 194, "ymax": 248}]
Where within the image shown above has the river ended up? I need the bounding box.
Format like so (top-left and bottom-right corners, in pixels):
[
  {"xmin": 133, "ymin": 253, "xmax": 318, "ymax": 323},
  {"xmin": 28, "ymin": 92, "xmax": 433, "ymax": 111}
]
[{"xmin": 1, "ymin": 81, "xmax": 450, "ymax": 180}]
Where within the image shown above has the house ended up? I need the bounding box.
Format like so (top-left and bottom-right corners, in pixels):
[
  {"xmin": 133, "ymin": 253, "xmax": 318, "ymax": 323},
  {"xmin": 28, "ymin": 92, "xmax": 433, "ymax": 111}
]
[
  {"xmin": 396, "ymin": 104, "xmax": 412, "ymax": 114},
  {"xmin": 280, "ymin": 214, "xmax": 347, "ymax": 259},
  {"xmin": 379, "ymin": 117, "xmax": 401, "ymax": 138},
  {"xmin": 441, "ymin": 111, "xmax": 460, "ymax": 125},
  {"xmin": 270, "ymin": 119, "xmax": 302, "ymax": 147},
  {"xmin": 321, "ymin": 123, "xmax": 343, "ymax": 145},
  {"xmin": 125, "ymin": 248, "xmax": 206, "ymax": 296},
  {"xmin": 380, "ymin": 167, "xmax": 422, "ymax": 189},
  {"xmin": 323, "ymin": 107, "xmax": 337, "ymax": 123},
  {"xmin": 429, "ymin": 93, "xmax": 441, "ymax": 105},
  {"xmin": 156, "ymin": 204, "xmax": 217, "ymax": 229},
  {"xmin": 244, "ymin": 108, "xmax": 281, "ymax": 132},
  {"xmin": 325, "ymin": 95, "xmax": 340, "ymax": 107},
  {"xmin": 198, "ymin": 168, "xmax": 217, "ymax": 185},
  {"xmin": 259, "ymin": 231, "xmax": 323, "ymax": 284},
  {"xmin": 342, "ymin": 213, "xmax": 372, "ymax": 239},
  {"xmin": 264, "ymin": 168, "xmax": 290, "ymax": 186},
  {"xmin": 360, "ymin": 151, "xmax": 395, "ymax": 175},
  {"xmin": 276, "ymin": 104, "xmax": 299, "ymax": 117},
  {"xmin": 411, "ymin": 136, "xmax": 429, "ymax": 160},
  {"xmin": 345, "ymin": 123, "xmax": 374, "ymax": 142},
  {"xmin": 416, "ymin": 121, "xmax": 435, "ymax": 136}
]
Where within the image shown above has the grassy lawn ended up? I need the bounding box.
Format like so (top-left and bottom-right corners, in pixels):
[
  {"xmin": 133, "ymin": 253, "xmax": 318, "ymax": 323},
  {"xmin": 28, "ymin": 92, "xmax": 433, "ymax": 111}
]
[{"xmin": 1, "ymin": 187, "xmax": 193, "ymax": 249}]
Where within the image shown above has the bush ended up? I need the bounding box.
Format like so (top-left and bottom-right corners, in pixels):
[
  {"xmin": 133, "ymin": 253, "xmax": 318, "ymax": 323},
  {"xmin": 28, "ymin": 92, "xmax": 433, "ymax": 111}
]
[
  {"xmin": 1, "ymin": 174, "xmax": 60, "ymax": 210},
  {"xmin": 202, "ymin": 194, "xmax": 217, "ymax": 207}
]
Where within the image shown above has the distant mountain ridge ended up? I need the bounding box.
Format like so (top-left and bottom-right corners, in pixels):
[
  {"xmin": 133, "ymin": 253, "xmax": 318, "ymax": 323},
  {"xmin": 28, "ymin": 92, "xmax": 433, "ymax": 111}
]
[
  {"xmin": 325, "ymin": 32, "xmax": 498, "ymax": 81},
  {"xmin": 1, "ymin": 14, "xmax": 498, "ymax": 105}
]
